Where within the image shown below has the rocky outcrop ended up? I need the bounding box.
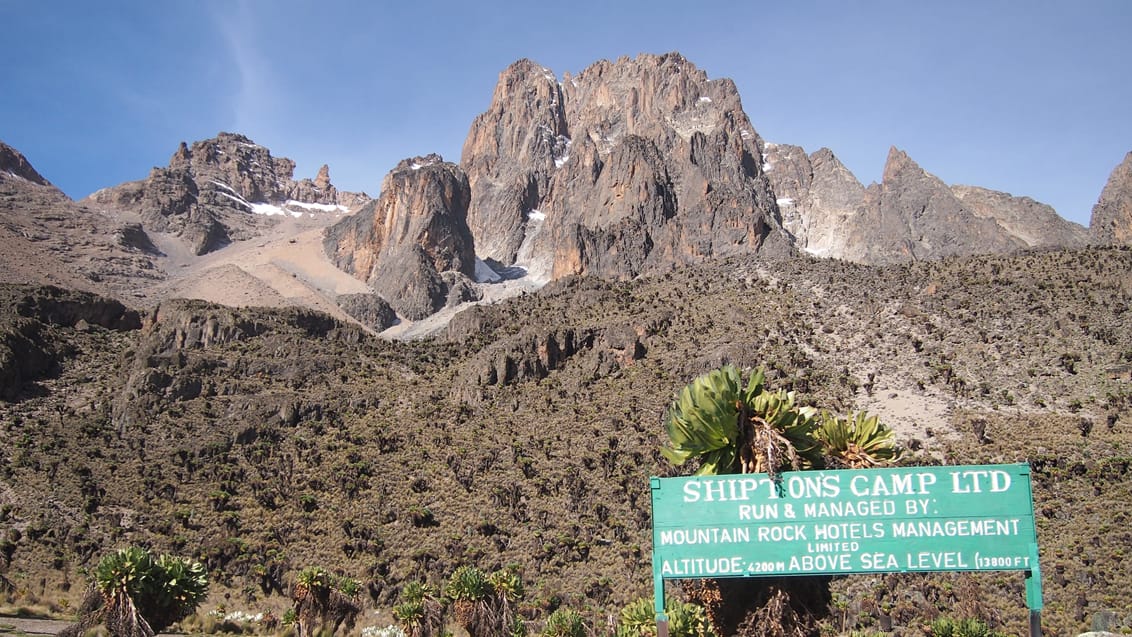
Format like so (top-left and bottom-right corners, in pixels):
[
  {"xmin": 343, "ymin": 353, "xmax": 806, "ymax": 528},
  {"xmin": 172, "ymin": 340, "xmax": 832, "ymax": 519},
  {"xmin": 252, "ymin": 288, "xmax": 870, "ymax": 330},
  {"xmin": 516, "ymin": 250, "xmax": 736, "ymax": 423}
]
[
  {"xmin": 456, "ymin": 322, "xmax": 648, "ymax": 399},
  {"xmin": 1089, "ymin": 151, "xmax": 1132, "ymax": 245},
  {"xmin": 461, "ymin": 53, "xmax": 790, "ymax": 281},
  {"xmin": 336, "ymin": 293, "xmax": 398, "ymax": 332},
  {"xmin": 14, "ymin": 285, "xmax": 141, "ymax": 331},
  {"xmin": 0, "ymin": 315, "xmax": 53, "ymax": 400},
  {"xmin": 841, "ymin": 148, "xmax": 1027, "ymax": 264},
  {"xmin": 138, "ymin": 299, "xmax": 350, "ymax": 354},
  {"xmin": 0, "ymin": 285, "xmax": 142, "ymax": 400},
  {"xmin": 85, "ymin": 133, "xmax": 368, "ymax": 255},
  {"xmin": 287, "ymin": 164, "xmax": 370, "ymax": 210},
  {"xmin": 323, "ymin": 155, "xmax": 477, "ymax": 320}
]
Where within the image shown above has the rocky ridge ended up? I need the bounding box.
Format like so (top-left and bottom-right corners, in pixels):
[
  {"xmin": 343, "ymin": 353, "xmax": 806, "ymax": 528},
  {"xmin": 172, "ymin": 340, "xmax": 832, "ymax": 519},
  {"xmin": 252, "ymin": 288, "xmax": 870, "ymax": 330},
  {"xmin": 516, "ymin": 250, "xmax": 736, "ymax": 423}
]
[
  {"xmin": 2, "ymin": 53, "xmax": 1129, "ymax": 332},
  {"xmin": 84, "ymin": 132, "xmax": 369, "ymax": 256},
  {"xmin": 461, "ymin": 54, "xmax": 1105, "ymax": 275},
  {"xmin": 764, "ymin": 144, "xmax": 1092, "ymax": 262},
  {"xmin": 951, "ymin": 184, "xmax": 1090, "ymax": 249},
  {"xmin": 0, "ymin": 144, "xmax": 165, "ymax": 298},
  {"xmin": 844, "ymin": 147, "xmax": 1028, "ymax": 264},
  {"xmin": 0, "ymin": 141, "xmax": 53, "ymax": 186}
]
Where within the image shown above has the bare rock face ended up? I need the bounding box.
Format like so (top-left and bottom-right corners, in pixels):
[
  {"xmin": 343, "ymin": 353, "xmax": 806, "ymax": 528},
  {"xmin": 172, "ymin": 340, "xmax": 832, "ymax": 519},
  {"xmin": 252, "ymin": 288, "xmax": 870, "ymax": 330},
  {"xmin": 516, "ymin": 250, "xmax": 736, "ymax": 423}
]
[
  {"xmin": 323, "ymin": 155, "xmax": 477, "ymax": 320},
  {"xmin": 287, "ymin": 163, "xmax": 370, "ymax": 210},
  {"xmin": 461, "ymin": 59, "xmax": 569, "ymax": 264},
  {"xmin": 763, "ymin": 145, "xmax": 866, "ymax": 259},
  {"xmin": 951, "ymin": 184, "xmax": 1089, "ymax": 248},
  {"xmin": 1089, "ymin": 152, "xmax": 1132, "ymax": 245},
  {"xmin": 336, "ymin": 293, "xmax": 398, "ymax": 332},
  {"xmin": 85, "ymin": 133, "xmax": 368, "ymax": 256},
  {"xmin": 0, "ymin": 284, "xmax": 141, "ymax": 400},
  {"xmin": 461, "ymin": 53, "xmax": 790, "ymax": 281}
]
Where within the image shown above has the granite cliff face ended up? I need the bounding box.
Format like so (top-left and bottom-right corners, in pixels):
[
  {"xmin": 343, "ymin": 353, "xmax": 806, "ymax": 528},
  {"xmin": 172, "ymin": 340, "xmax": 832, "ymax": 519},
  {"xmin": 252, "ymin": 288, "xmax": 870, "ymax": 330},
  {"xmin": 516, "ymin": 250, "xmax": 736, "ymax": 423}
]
[
  {"xmin": 459, "ymin": 53, "xmax": 1095, "ymax": 275},
  {"xmin": 1089, "ymin": 152, "xmax": 1132, "ymax": 246},
  {"xmin": 3, "ymin": 54, "xmax": 1119, "ymax": 330},
  {"xmin": 323, "ymin": 155, "xmax": 478, "ymax": 320},
  {"xmin": 763, "ymin": 144, "xmax": 866, "ymax": 259},
  {"xmin": 85, "ymin": 133, "xmax": 368, "ymax": 256},
  {"xmin": 461, "ymin": 53, "xmax": 789, "ymax": 281}
]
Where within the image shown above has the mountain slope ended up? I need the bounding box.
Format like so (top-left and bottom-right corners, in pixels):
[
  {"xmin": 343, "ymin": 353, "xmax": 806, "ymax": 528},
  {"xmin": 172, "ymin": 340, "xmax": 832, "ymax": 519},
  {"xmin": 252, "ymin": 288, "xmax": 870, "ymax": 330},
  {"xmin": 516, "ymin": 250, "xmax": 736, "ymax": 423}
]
[
  {"xmin": 2, "ymin": 246, "xmax": 1131, "ymax": 636},
  {"xmin": 0, "ymin": 142, "xmax": 165, "ymax": 298}
]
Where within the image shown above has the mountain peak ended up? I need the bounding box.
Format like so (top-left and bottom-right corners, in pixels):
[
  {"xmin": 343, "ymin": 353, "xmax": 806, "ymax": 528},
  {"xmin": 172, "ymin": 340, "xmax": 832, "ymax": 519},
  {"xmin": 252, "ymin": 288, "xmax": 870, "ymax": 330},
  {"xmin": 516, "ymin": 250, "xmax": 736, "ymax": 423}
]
[
  {"xmin": 881, "ymin": 146, "xmax": 921, "ymax": 184},
  {"xmin": 461, "ymin": 52, "xmax": 786, "ymax": 278},
  {"xmin": 85, "ymin": 133, "xmax": 368, "ymax": 255}
]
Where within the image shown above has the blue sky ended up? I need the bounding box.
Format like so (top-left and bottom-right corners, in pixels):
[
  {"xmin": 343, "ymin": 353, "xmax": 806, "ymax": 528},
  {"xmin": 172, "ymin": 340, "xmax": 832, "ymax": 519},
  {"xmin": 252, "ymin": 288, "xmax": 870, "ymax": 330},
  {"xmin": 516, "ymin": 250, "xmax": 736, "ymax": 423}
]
[{"xmin": 2, "ymin": 1, "xmax": 1129, "ymax": 226}]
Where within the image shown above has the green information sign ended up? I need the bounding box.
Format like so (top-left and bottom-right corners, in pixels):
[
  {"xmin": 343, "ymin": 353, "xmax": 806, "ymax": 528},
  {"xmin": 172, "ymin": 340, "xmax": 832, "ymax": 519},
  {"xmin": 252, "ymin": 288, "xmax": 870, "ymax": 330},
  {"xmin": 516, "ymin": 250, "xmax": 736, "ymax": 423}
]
[{"xmin": 650, "ymin": 464, "xmax": 1042, "ymax": 633}]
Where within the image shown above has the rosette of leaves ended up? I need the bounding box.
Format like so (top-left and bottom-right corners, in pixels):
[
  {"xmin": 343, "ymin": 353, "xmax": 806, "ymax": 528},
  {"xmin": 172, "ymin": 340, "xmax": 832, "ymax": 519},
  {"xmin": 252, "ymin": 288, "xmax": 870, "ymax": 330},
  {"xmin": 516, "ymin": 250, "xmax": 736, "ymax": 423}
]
[
  {"xmin": 815, "ymin": 410, "xmax": 900, "ymax": 469},
  {"xmin": 661, "ymin": 365, "xmax": 822, "ymax": 478},
  {"xmin": 60, "ymin": 546, "xmax": 209, "ymax": 637},
  {"xmin": 394, "ymin": 581, "xmax": 446, "ymax": 637},
  {"xmin": 147, "ymin": 554, "xmax": 209, "ymax": 631},
  {"xmin": 930, "ymin": 617, "xmax": 1008, "ymax": 637},
  {"xmin": 616, "ymin": 597, "xmax": 716, "ymax": 637},
  {"xmin": 445, "ymin": 566, "xmax": 494, "ymax": 637},
  {"xmin": 488, "ymin": 568, "xmax": 524, "ymax": 633},
  {"xmin": 542, "ymin": 607, "xmax": 586, "ymax": 637}
]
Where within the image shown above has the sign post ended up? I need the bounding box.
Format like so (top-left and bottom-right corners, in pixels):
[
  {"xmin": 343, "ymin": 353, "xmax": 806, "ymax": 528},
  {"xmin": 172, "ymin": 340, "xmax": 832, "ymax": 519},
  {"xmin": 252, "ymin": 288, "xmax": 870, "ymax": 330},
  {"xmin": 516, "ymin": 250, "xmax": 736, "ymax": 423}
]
[{"xmin": 650, "ymin": 464, "xmax": 1041, "ymax": 635}]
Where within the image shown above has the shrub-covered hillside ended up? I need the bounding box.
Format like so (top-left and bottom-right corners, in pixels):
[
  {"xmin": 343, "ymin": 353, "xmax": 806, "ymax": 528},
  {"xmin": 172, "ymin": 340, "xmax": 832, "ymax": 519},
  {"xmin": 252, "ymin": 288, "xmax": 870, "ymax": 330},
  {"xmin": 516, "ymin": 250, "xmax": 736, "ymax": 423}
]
[{"xmin": 1, "ymin": 247, "xmax": 1130, "ymax": 635}]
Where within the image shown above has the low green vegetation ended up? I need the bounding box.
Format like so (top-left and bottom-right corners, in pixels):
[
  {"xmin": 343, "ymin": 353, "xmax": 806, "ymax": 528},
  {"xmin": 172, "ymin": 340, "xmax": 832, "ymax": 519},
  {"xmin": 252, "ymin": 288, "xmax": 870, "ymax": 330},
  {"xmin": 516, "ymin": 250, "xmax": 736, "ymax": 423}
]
[{"xmin": 58, "ymin": 546, "xmax": 207, "ymax": 636}]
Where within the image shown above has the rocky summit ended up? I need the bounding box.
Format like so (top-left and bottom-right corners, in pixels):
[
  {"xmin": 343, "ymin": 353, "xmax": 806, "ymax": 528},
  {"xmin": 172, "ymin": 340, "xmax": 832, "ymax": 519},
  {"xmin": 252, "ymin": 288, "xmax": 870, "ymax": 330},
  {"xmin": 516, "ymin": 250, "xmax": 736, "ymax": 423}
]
[
  {"xmin": 84, "ymin": 132, "xmax": 369, "ymax": 256},
  {"xmin": 459, "ymin": 53, "xmax": 1103, "ymax": 280},
  {"xmin": 0, "ymin": 52, "xmax": 1128, "ymax": 332},
  {"xmin": 461, "ymin": 53, "xmax": 790, "ymax": 282}
]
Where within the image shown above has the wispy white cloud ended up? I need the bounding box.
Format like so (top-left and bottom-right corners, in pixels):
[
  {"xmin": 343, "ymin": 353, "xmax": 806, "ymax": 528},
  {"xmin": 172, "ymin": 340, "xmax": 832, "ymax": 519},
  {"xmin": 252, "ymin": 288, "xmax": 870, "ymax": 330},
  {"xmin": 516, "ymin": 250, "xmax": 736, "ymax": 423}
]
[{"xmin": 210, "ymin": 0, "xmax": 280, "ymax": 136}]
